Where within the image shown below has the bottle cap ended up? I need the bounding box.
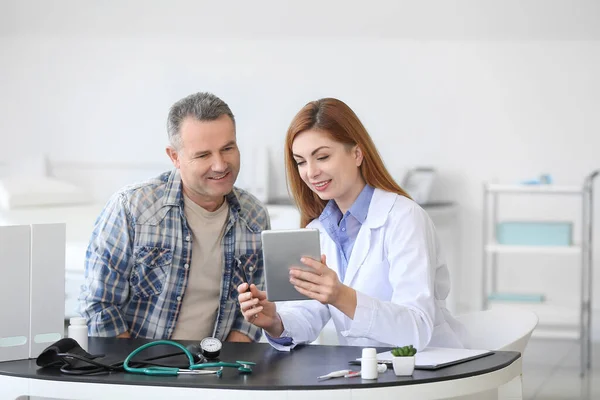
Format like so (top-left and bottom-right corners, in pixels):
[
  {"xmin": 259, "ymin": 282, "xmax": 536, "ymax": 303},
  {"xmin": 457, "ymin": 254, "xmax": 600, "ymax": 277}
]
[
  {"xmin": 362, "ymin": 348, "xmax": 377, "ymax": 359},
  {"xmin": 70, "ymin": 317, "xmax": 87, "ymax": 326}
]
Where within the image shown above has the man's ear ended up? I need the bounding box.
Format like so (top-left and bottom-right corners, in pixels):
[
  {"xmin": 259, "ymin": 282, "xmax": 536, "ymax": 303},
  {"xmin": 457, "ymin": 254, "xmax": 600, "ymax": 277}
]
[
  {"xmin": 166, "ymin": 146, "xmax": 180, "ymax": 169},
  {"xmin": 354, "ymin": 146, "xmax": 364, "ymax": 167}
]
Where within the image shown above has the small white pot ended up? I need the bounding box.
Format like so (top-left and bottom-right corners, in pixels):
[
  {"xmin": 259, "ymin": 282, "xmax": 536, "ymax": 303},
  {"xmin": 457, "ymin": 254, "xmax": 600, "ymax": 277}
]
[{"xmin": 392, "ymin": 356, "xmax": 415, "ymax": 376}]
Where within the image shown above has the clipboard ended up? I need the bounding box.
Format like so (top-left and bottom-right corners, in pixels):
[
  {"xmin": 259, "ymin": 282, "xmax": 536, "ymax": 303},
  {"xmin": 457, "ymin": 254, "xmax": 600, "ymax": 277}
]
[{"xmin": 352, "ymin": 347, "xmax": 494, "ymax": 370}]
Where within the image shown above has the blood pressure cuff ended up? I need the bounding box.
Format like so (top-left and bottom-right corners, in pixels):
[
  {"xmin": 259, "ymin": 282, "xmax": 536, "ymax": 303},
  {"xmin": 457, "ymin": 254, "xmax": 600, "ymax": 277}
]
[{"xmin": 36, "ymin": 338, "xmax": 123, "ymax": 373}]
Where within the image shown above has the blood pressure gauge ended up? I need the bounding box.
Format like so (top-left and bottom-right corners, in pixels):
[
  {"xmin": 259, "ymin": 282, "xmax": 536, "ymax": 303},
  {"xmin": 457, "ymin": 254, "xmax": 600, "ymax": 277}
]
[{"xmin": 200, "ymin": 337, "xmax": 223, "ymax": 359}]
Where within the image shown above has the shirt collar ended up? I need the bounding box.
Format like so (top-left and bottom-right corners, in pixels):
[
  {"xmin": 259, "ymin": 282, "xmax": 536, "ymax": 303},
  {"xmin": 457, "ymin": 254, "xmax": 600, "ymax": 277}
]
[
  {"xmin": 349, "ymin": 184, "xmax": 374, "ymax": 224},
  {"xmin": 319, "ymin": 199, "xmax": 341, "ymax": 223},
  {"xmin": 163, "ymin": 169, "xmax": 242, "ymax": 215},
  {"xmin": 318, "ymin": 184, "xmax": 374, "ymax": 224},
  {"xmin": 163, "ymin": 169, "xmax": 183, "ymax": 206}
]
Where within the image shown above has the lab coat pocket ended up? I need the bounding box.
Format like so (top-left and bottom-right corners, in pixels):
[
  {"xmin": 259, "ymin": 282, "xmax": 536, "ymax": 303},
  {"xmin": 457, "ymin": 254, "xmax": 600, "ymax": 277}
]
[{"xmin": 130, "ymin": 246, "xmax": 172, "ymax": 299}]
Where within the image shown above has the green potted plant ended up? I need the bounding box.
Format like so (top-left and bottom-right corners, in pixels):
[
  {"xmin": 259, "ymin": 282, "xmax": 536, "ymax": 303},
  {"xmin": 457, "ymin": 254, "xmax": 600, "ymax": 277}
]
[{"xmin": 391, "ymin": 345, "xmax": 417, "ymax": 376}]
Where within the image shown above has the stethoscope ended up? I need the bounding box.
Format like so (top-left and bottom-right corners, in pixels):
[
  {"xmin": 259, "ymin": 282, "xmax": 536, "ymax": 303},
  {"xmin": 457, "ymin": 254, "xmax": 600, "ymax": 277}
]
[{"xmin": 123, "ymin": 338, "xmax": 256, "ymax": 376}]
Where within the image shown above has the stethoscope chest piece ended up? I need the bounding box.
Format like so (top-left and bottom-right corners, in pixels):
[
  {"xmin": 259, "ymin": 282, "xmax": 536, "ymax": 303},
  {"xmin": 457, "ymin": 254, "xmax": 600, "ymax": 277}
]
[{"xmin": 236, "ymin": 361, "xmax": 256, "ymax": 373}]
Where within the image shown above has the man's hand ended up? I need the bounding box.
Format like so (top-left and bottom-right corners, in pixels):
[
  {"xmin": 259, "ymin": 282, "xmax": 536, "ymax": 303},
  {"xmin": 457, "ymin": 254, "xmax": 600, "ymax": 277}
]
[
  {"xmin": 226, "ymin": 330, "xmax": 253, "ymax": 342},
  {"xmin": 116, "ymin": 331, "xmax": 131, "ymax": 339},
  {"xmin": 237, "ymin": 283, "xmax": 284, "ymax": 337}
]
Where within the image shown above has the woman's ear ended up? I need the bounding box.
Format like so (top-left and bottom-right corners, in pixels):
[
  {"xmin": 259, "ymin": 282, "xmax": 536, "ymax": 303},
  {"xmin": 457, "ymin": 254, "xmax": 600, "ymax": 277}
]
[{"xmin": 354, "ymin": 146, "xmax": 364, "ymax": 167}]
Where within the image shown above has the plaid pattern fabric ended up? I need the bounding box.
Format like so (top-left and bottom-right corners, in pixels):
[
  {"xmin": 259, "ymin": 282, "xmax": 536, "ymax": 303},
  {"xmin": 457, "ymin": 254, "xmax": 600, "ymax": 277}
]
[{"xmin": 79, "ymin": 170, "xmax": 269, "ymax": 341}]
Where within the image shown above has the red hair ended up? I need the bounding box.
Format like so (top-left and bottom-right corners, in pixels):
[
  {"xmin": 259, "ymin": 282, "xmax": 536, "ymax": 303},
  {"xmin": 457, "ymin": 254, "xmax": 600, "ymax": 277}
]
[{"xmin": 284, "ymin": 98, "xmax": 411, "ymax": 227}]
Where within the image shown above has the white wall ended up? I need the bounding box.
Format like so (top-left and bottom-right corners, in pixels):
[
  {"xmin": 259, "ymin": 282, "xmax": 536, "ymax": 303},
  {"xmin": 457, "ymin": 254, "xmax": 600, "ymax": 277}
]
[{"xmin": 2, "ymin": 0, "xmax": 600, "ymax": 335}]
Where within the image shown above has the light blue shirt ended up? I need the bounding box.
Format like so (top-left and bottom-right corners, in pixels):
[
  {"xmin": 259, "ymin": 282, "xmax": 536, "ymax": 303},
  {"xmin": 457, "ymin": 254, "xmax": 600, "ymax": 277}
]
[{"xmin": 319, "ymin": 184, "xmax": 374, "ymax": 282}]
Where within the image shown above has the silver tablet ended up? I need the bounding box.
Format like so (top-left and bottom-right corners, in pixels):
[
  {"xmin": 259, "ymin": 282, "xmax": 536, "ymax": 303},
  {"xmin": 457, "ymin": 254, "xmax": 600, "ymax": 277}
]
[{"xmin": 261, "ymin": 228, "xmax": 321, "ymax": 302}]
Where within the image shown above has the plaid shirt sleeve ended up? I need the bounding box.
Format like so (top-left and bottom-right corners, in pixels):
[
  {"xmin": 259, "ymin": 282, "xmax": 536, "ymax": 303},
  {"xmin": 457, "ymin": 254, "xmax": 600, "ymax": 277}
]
[
  {"xmin": 79, "ymin": 193, "xmax": 135, "ymax": 337},
  {"xmin": 229, "ymin": 208, "xmax": 270, "ymax": 342}
]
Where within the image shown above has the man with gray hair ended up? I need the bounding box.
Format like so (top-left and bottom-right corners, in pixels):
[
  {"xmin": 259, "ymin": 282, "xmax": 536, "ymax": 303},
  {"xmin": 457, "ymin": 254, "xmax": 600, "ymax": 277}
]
[{"xmin": 79, "ymin": 92, "xmax": 269, "ymax": 342}]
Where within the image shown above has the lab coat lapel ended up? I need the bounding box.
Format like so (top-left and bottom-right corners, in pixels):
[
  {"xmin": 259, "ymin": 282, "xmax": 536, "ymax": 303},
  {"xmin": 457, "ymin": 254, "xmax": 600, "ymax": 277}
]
[
  {"xmin": 342, "ymin": 189, "xmax": 397, "ymax": 286},
  {"xmin": 343, "ymin": 225, "xmax": 370, "ymax": 285}
]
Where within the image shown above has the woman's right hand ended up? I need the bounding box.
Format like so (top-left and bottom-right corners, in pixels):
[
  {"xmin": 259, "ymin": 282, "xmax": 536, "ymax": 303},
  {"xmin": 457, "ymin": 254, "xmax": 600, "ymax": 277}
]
[{"xmin": 237, "ymin": 283, "xmax": 283, "ymax": 337}]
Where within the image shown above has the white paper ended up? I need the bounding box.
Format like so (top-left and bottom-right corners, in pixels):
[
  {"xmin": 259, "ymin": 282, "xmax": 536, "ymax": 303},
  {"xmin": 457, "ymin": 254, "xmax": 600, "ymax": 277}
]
[{"xmin": 359, "ymin": 347, "xmax": 492, "ymax": 368}]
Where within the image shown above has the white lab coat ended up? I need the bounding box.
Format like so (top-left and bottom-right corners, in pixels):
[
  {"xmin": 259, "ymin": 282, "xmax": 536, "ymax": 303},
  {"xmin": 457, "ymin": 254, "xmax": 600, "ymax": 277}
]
[{"xmin": 271, "ymin": 188, "xmax": 465, "ymax": 351}]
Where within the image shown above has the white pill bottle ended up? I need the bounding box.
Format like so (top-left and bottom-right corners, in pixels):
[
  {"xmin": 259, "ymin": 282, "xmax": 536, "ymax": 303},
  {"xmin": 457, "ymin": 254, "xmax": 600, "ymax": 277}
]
[
  {"xmin": 361, "ymin": 348, "xmax": 378, "ymax": 380},
  {"xmin": 68, "ymin": 317, "xmax": 89, "ymax": 352}
]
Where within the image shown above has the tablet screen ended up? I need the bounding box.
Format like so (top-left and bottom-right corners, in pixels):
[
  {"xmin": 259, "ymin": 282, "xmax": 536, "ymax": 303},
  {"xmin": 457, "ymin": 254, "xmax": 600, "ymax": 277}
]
[{"xmin": 261, "ymin": 229, "xmax": 321, "ymax": 301}]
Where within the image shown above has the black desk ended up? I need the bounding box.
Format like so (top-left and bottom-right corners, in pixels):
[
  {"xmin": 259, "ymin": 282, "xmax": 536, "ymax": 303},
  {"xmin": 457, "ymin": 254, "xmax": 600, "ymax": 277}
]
[{"xmin": 0, "ymin": 337, "xmax": 522, "ymax": 399}]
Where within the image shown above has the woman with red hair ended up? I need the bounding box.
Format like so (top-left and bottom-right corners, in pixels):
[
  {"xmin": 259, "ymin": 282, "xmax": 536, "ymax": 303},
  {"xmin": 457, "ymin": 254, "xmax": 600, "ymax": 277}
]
[{"xmin": 238, "ymin": 98, "xmax": 464, "ymax": 350}]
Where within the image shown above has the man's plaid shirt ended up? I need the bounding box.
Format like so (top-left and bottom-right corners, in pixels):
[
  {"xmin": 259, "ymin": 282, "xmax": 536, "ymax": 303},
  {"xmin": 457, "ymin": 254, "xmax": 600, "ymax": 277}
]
[{"xmin": 79, "ymin": 170, "xmax": 269, "ymax": 341}]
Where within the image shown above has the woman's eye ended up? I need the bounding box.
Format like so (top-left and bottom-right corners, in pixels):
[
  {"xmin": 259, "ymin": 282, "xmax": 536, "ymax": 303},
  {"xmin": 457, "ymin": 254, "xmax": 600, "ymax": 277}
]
[
  {"xmin": 317, "ymin": 156, "xmax": 329, "ymax": 161},
  {"xmin": 296, "ymin": 161, "xmax": 306, "ymax": 166}
]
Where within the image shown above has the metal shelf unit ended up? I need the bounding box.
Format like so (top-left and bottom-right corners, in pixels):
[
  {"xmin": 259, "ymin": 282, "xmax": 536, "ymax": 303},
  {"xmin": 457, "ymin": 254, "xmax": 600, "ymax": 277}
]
[{"xmin": 482, "ymin": 172, "xmax": 598, "ymax": 376}]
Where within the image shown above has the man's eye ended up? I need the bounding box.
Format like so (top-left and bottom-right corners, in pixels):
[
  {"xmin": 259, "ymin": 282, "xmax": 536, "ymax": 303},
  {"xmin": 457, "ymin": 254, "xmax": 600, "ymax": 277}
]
[
  {"xmin": 224, "ymin": 146, "xmax": 234, "ymax": 151},
  {"xmin": 196, "ymin": 154, "xmax": 208, "ymax": 159}
]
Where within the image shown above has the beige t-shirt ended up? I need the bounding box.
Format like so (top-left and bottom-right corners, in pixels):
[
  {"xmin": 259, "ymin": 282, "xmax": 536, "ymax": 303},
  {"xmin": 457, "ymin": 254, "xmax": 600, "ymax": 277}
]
[{"xmin": 171, "ymin": 195, "xmax": 229, "ymax": 340}]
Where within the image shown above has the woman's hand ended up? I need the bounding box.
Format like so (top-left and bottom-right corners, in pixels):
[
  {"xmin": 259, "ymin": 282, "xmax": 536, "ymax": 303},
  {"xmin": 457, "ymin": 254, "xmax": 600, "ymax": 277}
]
[
  {"xmin": 289, "ymin": 255, "xmax": 357, "ymax": 318},
  {"xmin": 237, "ymin": 283, "xmax": 284, "ymax": 337}
]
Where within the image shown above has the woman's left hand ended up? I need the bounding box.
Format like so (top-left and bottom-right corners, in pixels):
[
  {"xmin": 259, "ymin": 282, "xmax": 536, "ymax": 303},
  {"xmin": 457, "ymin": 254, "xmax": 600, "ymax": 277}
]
[{"xmin": 289, "ymin": 254, "xmax": 343, "ymax": 305}]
